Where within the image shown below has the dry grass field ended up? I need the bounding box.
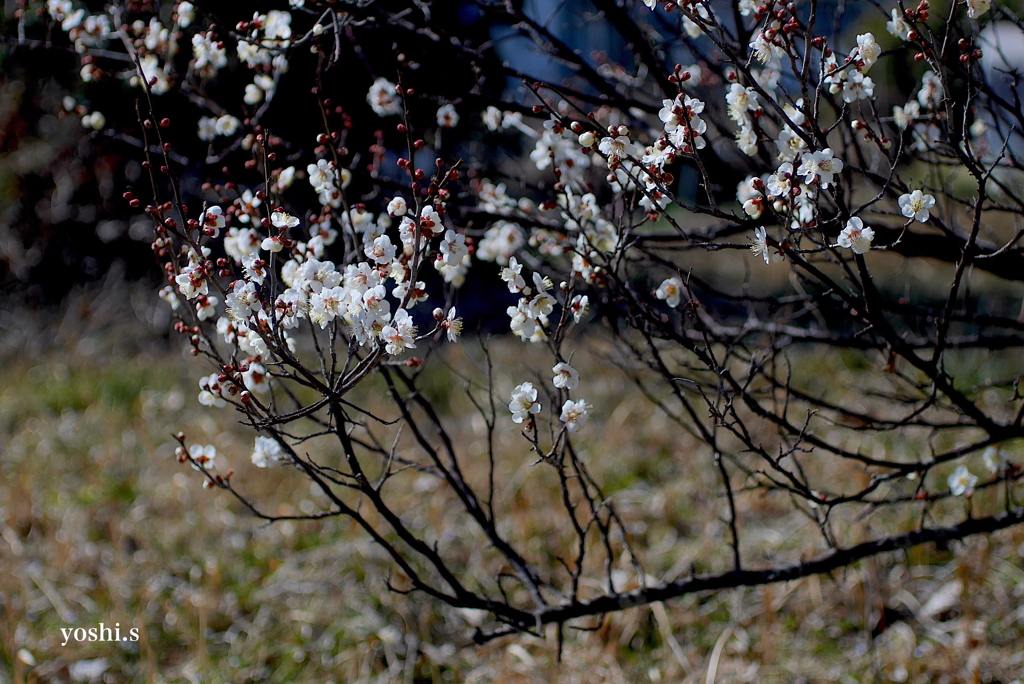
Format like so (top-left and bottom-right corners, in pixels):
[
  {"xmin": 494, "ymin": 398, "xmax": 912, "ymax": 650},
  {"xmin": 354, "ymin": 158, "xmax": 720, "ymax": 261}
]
[{"xmin": 1, "ymin": 281, "xmax": 1023, "ymax": 683}]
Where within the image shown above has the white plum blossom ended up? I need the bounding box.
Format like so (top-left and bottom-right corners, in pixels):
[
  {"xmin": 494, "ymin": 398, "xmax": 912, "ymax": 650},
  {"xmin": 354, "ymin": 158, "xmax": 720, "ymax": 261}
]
[
  {"xmin": 215, "ymin": 114, "xmax": 241, "ymax": 137},
  {"xmin": 842, "ymin": 72, "xmax": 875, "ymax": 103},
  {"xmin": 899, "ymin": 190, "xmax": 936, "ymax": 222},
  {"xmin": 189, "ymin": 444, "xmax": 219, "ymax": 470},
  {"xmin": 501, "ymin": 257, "xmax": 527, "ymax": 292},
  {"xmin": 797, "ymin": 148, "xmax": 844, "ymax": 188},
  {"xmin": 196, "ymin": 295, "xmax": 218, "ymax": 321},
  {"xmin": 918, "ymin": 71, "xmax": 943, "ymax": 108},
  {"xmin": 176, "ymin": 2, "xmax": 195, "ymax": 27},
  {"xmin": 159, "ymin": 285, "xmax": 180, "ymax": 311},
  {"xmin": 387, "ymin": 197, "xmax": 408, "ymax": 217},
  {"xmin": 767, "ymin": 162, "xmax": 794, "ymax": 197},
  {"xmin": 552, "ymin": 362, "xmax": 580, "ymax": 390},
  {"xmin": 598, "ymin": 135, "xmax": 638, "ymax": 161},
  {"xmin": 443, "ymin": 307, "xmax": 463, "ymax": 343},
  {"xmin": 983, "ymin": 446, "xmax": 1007, "ymax": 474},
  {"xmin": 560, "ymin": 399, "xmax": 591, "ymax": 432},
  {"xmin": 367, "ymin": 77, "xmax": 402, "ymax": 116},
  {"xmin": 198, "ymin": 373, "xmax": 226, "ymax": 408},
  {"xmin": 948, "ymin": 464, "xmax": 978, "ymax": 496},
  {"xmin": 726, "ymin": 84, "xmax": 759, "ymax": 122},
  {"xmin": 750, "ymin": 227, "xmax": 770, "ymax": 264},
  {"xmin": 227, "ymin": 280, "xmax": 262, "ymax": 320},
  {"xmin": 365, "ymin": 234, "xmax": 397, "ymax": 264},
  {"xmin": 886, "ymin": 9, "xmax": 913, "ymax": 40},
  {"xmin": 192, "ymin": 33, "xmax": 227, "ymax": 75},
  {"xmin": 509, "ymin": 382, "xmax": 541, "ymax": 423},
  {"xmin": 967, "ymin": 0, "xmax": 991, "ymax": 18},
  {"xmin": 272, "ymin": 211, "xmax": 300, "ymax": 230},
  {"xmin": 309, "ymin": 286, "xmax": 347, "ymax": 328},
  {"xmin": 440, "ymin": 230, "xmax": 468, "ymax": 266},
  {"xmin": 854, "ymin": 33, "xmax": 881, "ymax": 72},
  {"xmin": 381, "ymin": 309, "xmax": 418, "ymax": 355},
  {"xmin": 837, "ymin": 217, "xmax": 874, "ymax": 254},
  {"xmin": 569, "ymin": 295, "xmax": 589, "ymax": 323},
  {"xmin": 655, "ymin": 277, "xmax": 682, "ymax": 308},
  {"xmin": 477, "ymin": 221, "xmax": 525, "ymax": 265},
  {"xmin": 436, "ymin": 104, "xmax": 459, "ymax": 128},
  {"xmin": 175, "ymin": 264, "xmax": 208, "ymax": 299},
  {"xmin": 242, "ymin": 361, "xmax": 271, "ymax": 395},
  {"xmin": 892, "ymin": 101, "xmax": 920, "ymax": 130},
  {"xmin": 251, "ymin": 436, "xmax": 283, "ymax": 468},
  {"xmin": 308, "ymin": 159, "xmax": 337, "ymax": 194},
  {"xmin": 750, "ymin": 31, "xmax": 784, "ymax": 65},
  {"xmin": 200, "ymin": 206, "xmax": 226, "ymax": 237}
]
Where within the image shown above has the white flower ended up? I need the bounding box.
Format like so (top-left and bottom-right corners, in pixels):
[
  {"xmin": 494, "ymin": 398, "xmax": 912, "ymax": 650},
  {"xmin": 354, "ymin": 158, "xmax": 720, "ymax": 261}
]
[
  {"xmin": 309, "ymin": 286, "xmax": 347, "ymax": 328},
  {"xmin": 918, "ymin": 71, "xmax": 943, "ymax": 108},
  {"xmin": 176, "ymin": 2, "xmax": 195, "ymax": 28},
  {"xmin": 509, "ymin": 382, "xmax": 541, "ymax": 423},
  {"xmin": 837, "ymin": 217, "xmax": 874, "ymax": 254},
  {"xmin": 226, "ymin": 280, "xmax": 262, "ymax": 319},
  {"xmin": 983, "ymin": 446, "xmax": 1007, "ymax": 474},
  {"xmin": 436, "ymin": 103, "xmax": 459, "ymax": 128},
  {"xmin": 886, "ymin": 9, "xmax": 912, "ymax": 40},
  {"xmin": 387, "ymin": 197, "xmax": 408, "ymax": 217},
  {"xmin": 381, "ymin": 309, "xmax": 418, "ymax": 355},
  {"xmin": 367, "ymin": 77, "xmax": 402, "ymax": 116},
  {"xmin": 438, "ymin": 229, "xmax": 467, "ymax": 267},
  {"xmin": 190, "ymin": 444, "xmax": 219, "ymax": 470},
  {"xmin": 200, "ymin": 206, "xmax": 226, "ymax": 237},
  {"xmin": 948, "ymin": 464, "xmax": 977, "ymax": 496},
  {"xmin": 552, "ymin": 362, "xmax": 580, "ymax": 390},
  {"xmin": 569, "ymin": 294, "xmax": 589, "ymax": 323},
  {"xmin": 159, "ymin": 285, "xmax": 180, "ymax": 311},
  {"xmin": 726, "ymin": 83, "xmax": 759, "ymax": 122},
  {"xmin": 482, "ymin": 105, "xmax": 503, "ymax": 131},
  {"xmin": 443, "ymin": 307, "xmax": 463, "ymax": 342},
  {"xmin": 365, "ymin": 234, "xmax": 397, "ymax": 264},
  {"xmin": 196, "ymin": 295, "xmax": 219, "ymax": 321},
  {"xmin": 307, "ymin": 159, "xmax": 337, "ymax": 194},
  {"xmin": 47, "ymin": 0, "xmax": 72, "ymax": 20},
  {"xmin": 500, "ymin": 256, "xmax": 526, "ymax": 293},
  {"xmin": 854, "ymin": 33, "xmax": 880, "ymax": 73},
  {"xmin": 655, "ymin": 277, "xmax": 682, "ymax": 308},
  {"xmin": 244, "ymin": 83, "xmax": 263, "ymax": 105},
  {"xmin": 735, "ymin": 124, "xmax": 758, "ymax": 156},
  {"xmin": 260, "ymin": 235, "xmax": 284, "ymax": 253},
  {"xmin": 892, "ymin": 101, "xmax": 920, "ymax": 130},
  {"xmin": 81, "ymin": 111, "xmax": 105, "ymax": 131},
  {"xmin": 559, "ymin": 399, "xmax": 591, "ymax": 432},
  {"xmin": 967, "ymin": 0, "xmax": 991, "ymax": 18},
  {"xmin": 215, "ymin": 114, "xmax": 240, "ymax": 137},
  {"xmin": 251, "ymin": 436, "xmax": 283, "ymax": 467},
  {"xmin": 578, "ymin": 131, "xmax": 596, "ymax": 147},
  {"xmin": 243, "ymin": 361, "xmax": 271, "ymax": 394},
  {"xmin": 198, "ymin": 116, "xmax": 218, "ymax": 142},
  {"xmin": 797, "ymin": 148, "xmax": 844, "ymax": 188},
  {"xmin": 841, "ymin": 72, "xmax": 874, "ymax": 103},
  {"xmin": 175, "ymin": 264, "xmax": 208, "ymax": 299},
  {"xmin": 767, "ymin": 162, "xmax": 794, "ymax": 197},
  {"xmin": 271, "ymin": 211, "xmax": 300, "ymax": 230},
  {"xmin": 750, "ymin": 227, "xmax": 770, "ymax": 264},
  {"xmin": 750, "ymin": 32, "xmax": 784, "ymax": 65},
  {"xmin": 198, "ymin": 374, "xmax": 226, "ymax": 408},
  {"xmin": 898, "ymin": 190, "xmax": 936, "ymax": 222},
  {"xmin": 598, "ymin": 135, "xmax": 638, "ymax": 160}
]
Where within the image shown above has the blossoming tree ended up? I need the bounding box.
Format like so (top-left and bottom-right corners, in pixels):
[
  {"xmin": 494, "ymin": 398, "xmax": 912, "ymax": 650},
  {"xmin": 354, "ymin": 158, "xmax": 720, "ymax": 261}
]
[{"xmin": 19, "ymin": 0, "xmax": 1024, "ymax": 642}]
